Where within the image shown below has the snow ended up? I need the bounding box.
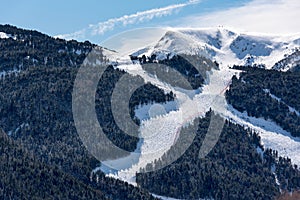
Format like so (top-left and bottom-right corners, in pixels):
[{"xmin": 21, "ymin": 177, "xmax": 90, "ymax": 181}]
[
  {"xmin": 152, "ymin": 194, "xmax": 213, "ymax": 200},
  {"xmin": 269, "ymin": 93, "xmax": 281, "ymax": 102},
  {"xmin": 134, "ymin": 101, "xmax": 179, "ymax": 121},
  {"xmin": 152, "ymin": 193, "xmax": 214, "ymax": 200},
  {"xmin": 129, "ymin": 28, "xmax": 300, "ymax": 70},
  {"xmin": 256, "ymin": 146, "xmax": 264, "ymax": 160},
  {"xmin": 93, "ymin": 139, "xmax": 143, "ymax": 174},
  {"xmin": 152, "ymin": 194, "xmax": 181, "ymax": 200},
  {"xmin": 75, "ymin": 49, "xmax": 82, "ymax": 55},
  {"xmin": 272, "ymin": 50, "xmax": 300, "ymax": 71},
  {"xmin": 153, "ymin": 30, "xmax": 218, "ymax": 59},
  {"xmin": 0, "ymin": 32, "xmax": 9, "ymax": 39},
  {"xmin": 289, "ymin": 107, "xmax": 300, "ymax": 117},
  {"xmin": 270, "ymin": 164, "xmax": 281, "ymax": 187},
  {"xmin": 230, "ymin": 35, "xmax": 275, "ymax": 59},
  {"xmin": 0, "ymin": 32, "xmax": 16, "ymax": 40},
  {"xmin": 7, "ymin": 123, "xmax": 29, "ymax": 137},
  {"xmin": 130, "ymin": 46, "xmax": 152, "ymax": 57},
  {"xmin": 102, "ymin": 47, "xmax": 129, "ymax": 66}
]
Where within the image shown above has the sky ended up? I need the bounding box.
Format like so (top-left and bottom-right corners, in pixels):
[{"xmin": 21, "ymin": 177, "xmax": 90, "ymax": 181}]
[{"xmin": 1, "ymin": 0, "xmax": 299, "ymax": 44}]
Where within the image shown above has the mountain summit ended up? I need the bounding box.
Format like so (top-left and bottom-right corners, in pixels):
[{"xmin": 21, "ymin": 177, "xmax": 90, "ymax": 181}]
[{"xmin": 129, "ymin": 28, "xmax": 300, "ymax": 71}]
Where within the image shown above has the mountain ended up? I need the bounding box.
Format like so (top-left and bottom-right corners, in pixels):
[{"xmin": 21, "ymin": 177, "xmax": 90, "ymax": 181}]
[
  {"xmin": 1, "ymin": 24, "xmax": 300, "ymax": 200},
  {"xmin": 106, "ymin": 28, "xmax": 300, "ymax": 199},
  {"xmin": 131, "ymin": 28, "xmax": 300, "ymax": 71}
]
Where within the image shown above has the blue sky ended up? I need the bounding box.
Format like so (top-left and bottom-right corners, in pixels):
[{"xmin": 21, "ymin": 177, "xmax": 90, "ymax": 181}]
[{"xmin": 1, "ymin": 0, "xmax": 299, "ymax": 44}]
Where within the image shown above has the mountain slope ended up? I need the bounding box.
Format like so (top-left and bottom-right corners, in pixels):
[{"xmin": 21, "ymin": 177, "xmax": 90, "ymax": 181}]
[{"xmin": 0, "ymin": 24, "xmax": 165, "ymax": 200}]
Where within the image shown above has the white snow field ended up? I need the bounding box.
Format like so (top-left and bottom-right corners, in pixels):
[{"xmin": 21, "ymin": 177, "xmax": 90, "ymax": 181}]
[{"xmin": 95, "ymin": 28, "xmax": 300, "ymax": 190}]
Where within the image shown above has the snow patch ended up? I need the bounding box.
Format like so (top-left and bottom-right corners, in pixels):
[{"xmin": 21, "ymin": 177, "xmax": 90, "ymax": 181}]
[
  {"xmin": 152, "ymin": 193, "xmax": 213, "ymax": 200},
  {"xmin": 75, "ymin": 49, "xmax": 82, "ymax": 55},
  {"xmin": 0, "ymin": 32, "xmax": 9, "ymax": 39},
  {"xmin": 8, "ymin": 123, "xmax": 29, "ymax": 137},
  {"xmin": 0, "ymin": 32, "xmax": 16, "ymax": 40},
  {"xmin": 135, "ymin": 101, "xmax": 179, "ymax": 121}
]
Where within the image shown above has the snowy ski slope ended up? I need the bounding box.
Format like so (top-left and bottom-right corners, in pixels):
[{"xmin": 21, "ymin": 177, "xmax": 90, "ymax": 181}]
[{"xmin": 97, "ymin": 28, "xmax": 300, "ymax": 187}]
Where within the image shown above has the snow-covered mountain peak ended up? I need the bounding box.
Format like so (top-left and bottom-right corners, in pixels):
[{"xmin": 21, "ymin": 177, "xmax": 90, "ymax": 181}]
[
  {"xmin": 151, "ymin": 29, "xmax": 218, "ymax": 60},
  {"xmin": 178, "ymin": 27, "xmax": 237, "ymax": 49},
  {"xmin": 129, "ymin": 28, "xmax": 300, "ymax": 70}
]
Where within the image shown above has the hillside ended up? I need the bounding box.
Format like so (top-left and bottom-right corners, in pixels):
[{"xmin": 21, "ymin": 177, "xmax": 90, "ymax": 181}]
[
  {"xmin": 0, "ymin": 128, "xmax": 106, "ymax": 199},
  {"xmin": 0, "ymin": 24, "xmax": 167, "ymax": 200}
]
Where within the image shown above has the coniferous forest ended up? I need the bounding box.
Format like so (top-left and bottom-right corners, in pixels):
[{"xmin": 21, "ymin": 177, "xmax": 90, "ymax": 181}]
[{"xmin": 226, "ymin": 66, "xmax": 300, "ymax": 137}]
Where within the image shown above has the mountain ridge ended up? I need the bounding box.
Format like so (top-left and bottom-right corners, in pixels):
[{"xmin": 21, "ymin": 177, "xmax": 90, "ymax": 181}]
[{"xmin": 128, "ymin": 27, "xmax": 300, "ymax": 71}]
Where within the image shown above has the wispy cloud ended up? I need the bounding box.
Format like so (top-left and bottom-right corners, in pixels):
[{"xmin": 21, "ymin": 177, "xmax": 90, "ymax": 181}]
[
  {"xmin": 179, "ymin": 0, "xmax": 300, "ymax": 34},
  {"xmin": 57, "ymin": 0, "xmax": 200, "ymax": 41}
]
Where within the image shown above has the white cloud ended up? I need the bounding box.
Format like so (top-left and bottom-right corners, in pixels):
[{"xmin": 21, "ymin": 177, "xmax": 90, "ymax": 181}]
[
  {"xmin": 179, "ymin": 0, "xmax": 300, "ymax": 35},
  {"xmin": 100, "ymin": 27, "xmax": 169, "ymax": 55},
  {"xmin": 57, "ymin": 0, "xmax": 201, "ymax": 41}
]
